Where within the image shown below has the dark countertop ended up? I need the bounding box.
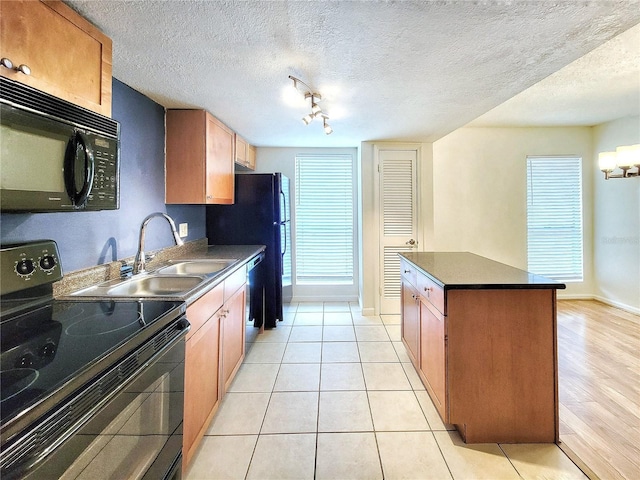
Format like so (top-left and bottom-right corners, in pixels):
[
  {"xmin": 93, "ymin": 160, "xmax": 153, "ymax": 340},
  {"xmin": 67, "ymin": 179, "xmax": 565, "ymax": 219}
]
[{"xmin": 400, "ymin": 252, "xmax": 566, "ymax": 290}]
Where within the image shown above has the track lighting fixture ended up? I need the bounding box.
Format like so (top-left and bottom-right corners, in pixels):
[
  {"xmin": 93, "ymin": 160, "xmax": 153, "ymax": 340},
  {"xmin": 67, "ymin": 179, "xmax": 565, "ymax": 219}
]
[{"xmin": 288, "ymin": 75, "xmax": 333, "ymax": 135}]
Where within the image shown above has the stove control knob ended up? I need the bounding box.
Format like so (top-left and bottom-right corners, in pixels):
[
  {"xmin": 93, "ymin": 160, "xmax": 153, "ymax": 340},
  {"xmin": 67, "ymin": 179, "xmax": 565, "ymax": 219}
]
[
  {"xmin": 40, "ymin": 255, "xmax": 57, "ymax": 271},
  {"xmin": 15, "ymin": 259, "xmax": 35, "ymax": 276},
  {"xmin": 40, "ymin": 341, "xmax": 57, "ymax": 357},
  {"xmin": 16, "ymin": 351, "xmax": 36, "ymax": 368}
]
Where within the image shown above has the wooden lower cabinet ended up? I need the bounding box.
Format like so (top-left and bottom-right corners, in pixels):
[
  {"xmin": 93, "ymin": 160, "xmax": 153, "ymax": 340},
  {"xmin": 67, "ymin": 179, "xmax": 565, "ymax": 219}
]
[
  {"xmin": 183, "ymin": 315, "xmax": 220, "ymax": 467},
  {"xmin": 400, "ymin": 282, "xmax": 420, "ymax": 368},
  {"xmin": 182, "ymin": 270, "xmax": 247, "ymax": 471},
  {"xmin": 220, "ymin": 286, "xmax": 246, "ymax": 393},
  {"xmin": 419, "ymin": 299, "xmax": 446, "ymax": 418}
]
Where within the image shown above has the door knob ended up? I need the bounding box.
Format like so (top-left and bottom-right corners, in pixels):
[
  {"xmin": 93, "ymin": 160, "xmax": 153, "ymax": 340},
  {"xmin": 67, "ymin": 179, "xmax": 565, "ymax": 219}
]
[{"xmin": 405, "ymin": 239, "xmax": 417, "ymax": 246}]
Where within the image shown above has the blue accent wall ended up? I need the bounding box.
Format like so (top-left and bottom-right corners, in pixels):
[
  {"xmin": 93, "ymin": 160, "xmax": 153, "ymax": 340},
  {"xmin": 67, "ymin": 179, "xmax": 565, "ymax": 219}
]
[{"xmin": 0, "ymin": 79, "xmax": 206, "ymax": 272}]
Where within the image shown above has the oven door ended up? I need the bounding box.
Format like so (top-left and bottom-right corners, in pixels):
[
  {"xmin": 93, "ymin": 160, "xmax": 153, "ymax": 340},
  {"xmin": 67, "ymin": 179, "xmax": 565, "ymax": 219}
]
[{"xmin": 2, "ymin": 318, "xmax": 187, "ymax": 480}]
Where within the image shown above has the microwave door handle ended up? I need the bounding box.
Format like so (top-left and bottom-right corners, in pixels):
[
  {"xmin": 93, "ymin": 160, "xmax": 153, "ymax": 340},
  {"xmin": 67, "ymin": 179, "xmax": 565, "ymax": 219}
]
[{"xmin": 65, "ymin": 131, "xmax": 95, "ymax": 207}]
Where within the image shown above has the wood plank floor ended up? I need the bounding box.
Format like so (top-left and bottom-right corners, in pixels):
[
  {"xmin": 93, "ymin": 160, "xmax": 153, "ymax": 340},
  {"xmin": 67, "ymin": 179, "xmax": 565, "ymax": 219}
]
[{"xmin": 557, "ymin": 300, "xmax": 640, "ymax": 480}]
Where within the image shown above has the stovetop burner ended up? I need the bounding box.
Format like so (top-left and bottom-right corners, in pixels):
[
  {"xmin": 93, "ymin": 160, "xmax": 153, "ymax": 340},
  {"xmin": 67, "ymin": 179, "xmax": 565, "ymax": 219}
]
[
  {"xmin": 0, "ymin": 298, "xmax": 184, "ymax": 428},
  {"xmin": 0, "ymin": 369, "xmax": 39, "ymax": 403},
  {"xmin": 65, "ymin": 311, "xmax": 143, "ymax": 336}
]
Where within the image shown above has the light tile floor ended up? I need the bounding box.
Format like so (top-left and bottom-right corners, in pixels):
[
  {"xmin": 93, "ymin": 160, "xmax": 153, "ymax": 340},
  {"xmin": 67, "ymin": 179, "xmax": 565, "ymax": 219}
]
[{"xmin": 186, "ymin": 302, "xmax": 588, "ymax": 480}]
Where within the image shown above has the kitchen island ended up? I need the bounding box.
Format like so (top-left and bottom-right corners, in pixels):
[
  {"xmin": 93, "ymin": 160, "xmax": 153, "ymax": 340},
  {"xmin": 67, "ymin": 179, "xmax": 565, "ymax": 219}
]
[{"xmin": 399, "ymin": 252, "xmax": 566, "ymax": 443}]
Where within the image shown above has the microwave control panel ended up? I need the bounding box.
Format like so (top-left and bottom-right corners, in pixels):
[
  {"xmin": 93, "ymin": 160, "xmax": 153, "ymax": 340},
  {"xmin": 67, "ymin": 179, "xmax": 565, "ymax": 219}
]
[{"xmin": 86, "ymin": 134, "xmax": 119, "ymax": 210}]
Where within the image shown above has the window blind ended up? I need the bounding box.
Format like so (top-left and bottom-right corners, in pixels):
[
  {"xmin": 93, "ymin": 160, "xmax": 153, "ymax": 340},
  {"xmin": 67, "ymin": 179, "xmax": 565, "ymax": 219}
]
[
  {"xmin": 295, "ymin": 154, "xmax": 354, "ymax": 284},
  {"xmin": 526, "ymin": 156, "xmax": 583, "ymax": 282}
]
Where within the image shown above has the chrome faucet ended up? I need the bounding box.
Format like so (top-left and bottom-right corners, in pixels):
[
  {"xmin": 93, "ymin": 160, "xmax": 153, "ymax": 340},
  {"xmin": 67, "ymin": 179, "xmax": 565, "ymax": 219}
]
[{"xmin": 133, "ymin": 212, "xmax": 184, "ymax": 274}]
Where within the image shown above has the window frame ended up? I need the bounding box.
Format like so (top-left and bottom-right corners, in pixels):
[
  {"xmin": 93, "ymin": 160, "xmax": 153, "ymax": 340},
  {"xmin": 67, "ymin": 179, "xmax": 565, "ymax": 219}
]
[
  {"xmin": 526, "ymin": 155, "xmax": 584, "ymax": 283},
  {"xmin": 293, "ymin": 153, "xmax": 358, "ymax": 299}
]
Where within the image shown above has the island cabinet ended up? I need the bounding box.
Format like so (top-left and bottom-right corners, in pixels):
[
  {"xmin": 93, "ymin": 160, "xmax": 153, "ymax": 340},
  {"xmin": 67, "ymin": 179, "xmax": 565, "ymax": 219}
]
[
  {"xmin": 166, "ymin": 109, "xmax": 235, "ymax": 205},
  {"xmin": 1, "ymin": 0, "xmax": 113, "ymax": 116},
  {"xmin": 182, "ymin": 266, "xmax": 246, "ymax": 469},
  {"xmin": 400, "ymin": 252, "xmax": 565, "ymax": 444}
]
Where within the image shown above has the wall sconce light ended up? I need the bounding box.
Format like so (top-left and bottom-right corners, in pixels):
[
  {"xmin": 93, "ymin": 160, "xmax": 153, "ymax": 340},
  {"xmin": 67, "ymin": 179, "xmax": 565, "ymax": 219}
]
[
  {"xmin": 598, "ymin": 144, "xmax": 640, "ymax": 179},
  {"xmin": 288, "ymin": 75, "xmax": 333, "ymax": 135}
]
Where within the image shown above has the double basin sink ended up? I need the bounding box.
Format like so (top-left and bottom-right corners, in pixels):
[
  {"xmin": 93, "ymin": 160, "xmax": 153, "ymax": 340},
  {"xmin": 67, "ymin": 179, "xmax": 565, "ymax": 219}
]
[{"xmin": 72, "ymin": 258, "xmax": 237, "ymax": 298}]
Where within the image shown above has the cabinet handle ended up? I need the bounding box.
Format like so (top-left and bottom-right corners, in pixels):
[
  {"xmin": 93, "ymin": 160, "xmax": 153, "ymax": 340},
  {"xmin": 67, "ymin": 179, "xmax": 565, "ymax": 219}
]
[
  {"xmin": 404, "ymin": 269, "xmax": 411, "ymax": 274},
  {"xmin": 206, "ymin": 195, "xmax": 213, "ymax": 200},
  {"xmin": 1, "ymin": 58, "xmax": 31, "ymax": 75},
  {"xmin": 16, "ymin": 64, "xmax": 31, "ymax": 75},
  {"xmin": 1, "ymin": 58, "xmax": 14, "ymax": 69},
  {"xmin": 424, "ymin": 286, "xmax": 431, "ymax": 296}
]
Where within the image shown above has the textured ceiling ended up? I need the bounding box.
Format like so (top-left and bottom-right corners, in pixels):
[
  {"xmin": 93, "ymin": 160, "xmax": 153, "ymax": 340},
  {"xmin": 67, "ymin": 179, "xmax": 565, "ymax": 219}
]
[
  {"xmin": 67, "ymin": 0, "xmax": 640, "ymax": 147},
  {"xmin": 470, "ymin": 22, "xmax": 640, "ymax": 128}
]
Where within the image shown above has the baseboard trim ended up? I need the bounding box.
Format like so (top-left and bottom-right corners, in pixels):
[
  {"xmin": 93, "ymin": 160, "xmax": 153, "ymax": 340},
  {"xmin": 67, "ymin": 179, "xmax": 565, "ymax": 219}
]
[
  {"xmin": 557, "ymin": 294, "xmax": 640, "ymax": 316},
  {"xmin": 592, "ymin": 295, "xmax": 640, "ymax": 316},
  {"xmin": 290, "ymin": 295, "xmax": 359, "ymax": 304}
]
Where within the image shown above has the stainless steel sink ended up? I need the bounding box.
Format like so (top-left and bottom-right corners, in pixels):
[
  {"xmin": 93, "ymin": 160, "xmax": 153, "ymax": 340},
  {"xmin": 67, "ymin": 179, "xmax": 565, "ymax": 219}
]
[
  {"xmin": 154, "ymin": 259, "xmax": 236, "ymax": 276},
  {"xmin": 105, "ymin": 275, "xmax": 204, "ymax": 296}
]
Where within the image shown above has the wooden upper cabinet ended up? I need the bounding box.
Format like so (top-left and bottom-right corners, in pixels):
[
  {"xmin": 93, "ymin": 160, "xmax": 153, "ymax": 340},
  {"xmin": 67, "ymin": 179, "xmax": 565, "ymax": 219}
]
[
  {"xmin": 0, "ymin": 0, "xmax": 113, "ymax": 116},
  {"xmin": 235, "ymin": 134, "xmax": 248, "ymax": 166},
  {"xmin": 166, "ymin": 109, "xmax": 235, "ymax": 205},
  {"xmin": 234, "ymin": 134, "xmax": 256, "ymax": 171},
  {"xmin": 247, "ymin": 144, "xmax": 257, "ymax": 170}
]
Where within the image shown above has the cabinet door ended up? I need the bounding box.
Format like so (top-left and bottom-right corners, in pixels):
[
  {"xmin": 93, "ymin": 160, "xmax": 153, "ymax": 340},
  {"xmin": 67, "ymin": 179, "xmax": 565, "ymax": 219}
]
[
  {"xmin": 247, "ymin": 145, "xmax": 257, "ymax": 170},
  {"xmin": 205, "ymin": 114, "xmax": 235, "ymax": 204},
  {"xmin": 0, "ymin": 0, "xmax": 112, "ymax": 116},
  {"xmin": 183, "ymin": 316, "xmax": 220, "ymax": 467},
  {"xmin": 220, "ymin": 286, "xmax": 246, "ymax": 392},
  {"xmin": 401, "ymin": 281, "xmax": 420, "ymax": 368},
  {"xmin": 420, "ymin": 300, "xmax": 446, "ymax": 419},
  {"xmin": 235, "ymin": 134, "xmax": 248, "ymax": 166}
]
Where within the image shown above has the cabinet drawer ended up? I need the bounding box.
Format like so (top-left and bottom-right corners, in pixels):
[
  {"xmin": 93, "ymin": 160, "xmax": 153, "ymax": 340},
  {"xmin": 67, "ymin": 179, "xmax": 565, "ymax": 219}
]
[
  {"xmin": 417, "ymin": 273, "xmax": 445, "ymax": 315},
  {"xmin": 186, "ymin": 283, "xmax": 224, "ymax": 339},
  {"xmin": 224, "ymin": 267, "xmax": 246, "ymax": 301},
  {"xmin": 400, "ymin": 259, "xmax": 417, "ymax": 287}
]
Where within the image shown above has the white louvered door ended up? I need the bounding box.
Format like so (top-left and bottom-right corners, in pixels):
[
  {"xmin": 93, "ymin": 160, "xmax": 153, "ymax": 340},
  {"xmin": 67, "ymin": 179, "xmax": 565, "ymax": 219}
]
[{"xmin": 378, "ymin": 149, "xmax": 418, "ymax": 314}]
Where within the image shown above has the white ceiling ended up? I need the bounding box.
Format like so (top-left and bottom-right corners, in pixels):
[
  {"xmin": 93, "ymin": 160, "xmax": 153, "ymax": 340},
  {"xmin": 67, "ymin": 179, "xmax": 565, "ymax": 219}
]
[
  {"xmin": 470, "ymin": 22, "xmax": 640, "ymax": 128},
  {"xmin": 67, "ymin": 0, "xmax": 640, "ymax": 148}
]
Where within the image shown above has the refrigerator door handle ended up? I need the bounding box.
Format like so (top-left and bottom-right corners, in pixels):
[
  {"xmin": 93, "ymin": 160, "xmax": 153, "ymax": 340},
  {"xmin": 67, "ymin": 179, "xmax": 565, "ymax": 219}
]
[
  {"xmin": 280, "ymin": 189, "xmax": 288, "ymax": 223},
  {"xmin": 282, "ymin": 221, "xmax": 287, "ymax": 256}
]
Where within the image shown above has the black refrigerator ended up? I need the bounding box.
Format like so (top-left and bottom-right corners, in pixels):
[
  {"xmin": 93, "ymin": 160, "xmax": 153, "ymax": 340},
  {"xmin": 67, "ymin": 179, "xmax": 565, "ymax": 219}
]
[{"xmin": 206, "ymin": 173, "xmax": 291, "ymax": 329}]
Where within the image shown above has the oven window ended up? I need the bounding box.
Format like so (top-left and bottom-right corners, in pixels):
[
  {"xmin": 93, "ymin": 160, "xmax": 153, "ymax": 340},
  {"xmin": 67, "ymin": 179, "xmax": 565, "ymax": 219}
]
[{"xmin": 20, "ymin": 336, "xmax": 185, "ymax": 480}]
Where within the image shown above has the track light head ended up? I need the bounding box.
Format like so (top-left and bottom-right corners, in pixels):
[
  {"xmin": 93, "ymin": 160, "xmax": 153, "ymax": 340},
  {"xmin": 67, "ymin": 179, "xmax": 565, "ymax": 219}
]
[{"xmin": 289, "ymin": 76, "xmax": 334, "ymax": 134}]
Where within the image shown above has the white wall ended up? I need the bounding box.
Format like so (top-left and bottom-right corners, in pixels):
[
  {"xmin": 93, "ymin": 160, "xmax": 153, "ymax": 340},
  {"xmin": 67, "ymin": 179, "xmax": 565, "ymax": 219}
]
[
  {"xmin": 593, "ymin": 116, "xmax": 640, "ymax": 313},
  {"xmin": 431, "ymin": 127, "xmax": 595, "ymax": 298},
  {"xmin": 254, "ymin": 147, "xmax": 360, "ymax": 303}
]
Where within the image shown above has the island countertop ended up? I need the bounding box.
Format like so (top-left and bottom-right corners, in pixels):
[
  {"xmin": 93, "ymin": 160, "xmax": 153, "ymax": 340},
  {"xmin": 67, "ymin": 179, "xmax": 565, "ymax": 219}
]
[{"xmin": 399, "ymin": 251, "xmax": 566, "ymax": 290}]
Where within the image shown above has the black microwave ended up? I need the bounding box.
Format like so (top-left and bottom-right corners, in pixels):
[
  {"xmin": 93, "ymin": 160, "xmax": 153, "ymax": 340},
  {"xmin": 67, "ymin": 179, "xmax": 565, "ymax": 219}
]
[{"xmin": 0, "ymin": 77, "xmax": 120, "ymax": 212}]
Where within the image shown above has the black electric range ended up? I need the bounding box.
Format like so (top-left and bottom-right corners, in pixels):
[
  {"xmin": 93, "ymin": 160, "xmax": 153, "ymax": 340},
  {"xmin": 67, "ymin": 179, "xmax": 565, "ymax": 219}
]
[
  {"xmin": 1, "ymin": 298, "xmax": 184, "ymax": 437},
  {"xmin": 0, "ymin": 241, "xmax": 188, "ymax": 479}
]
